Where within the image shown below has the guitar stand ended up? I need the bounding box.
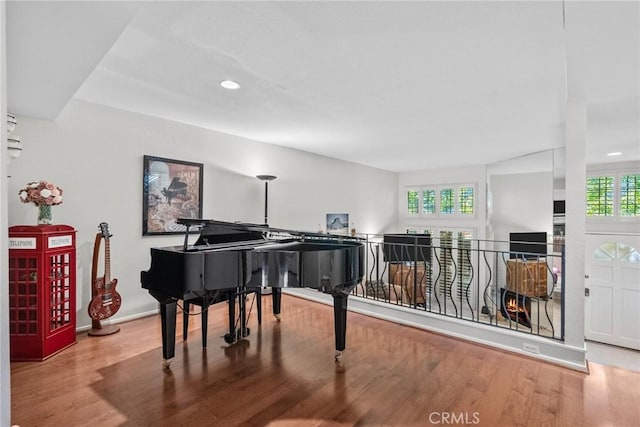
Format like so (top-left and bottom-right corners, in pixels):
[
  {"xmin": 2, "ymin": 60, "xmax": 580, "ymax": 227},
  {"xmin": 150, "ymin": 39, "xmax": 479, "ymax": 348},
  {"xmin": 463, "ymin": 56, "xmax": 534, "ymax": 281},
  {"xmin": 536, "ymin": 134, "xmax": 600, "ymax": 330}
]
[
  {"xmin": 88, "ymin": 231, "xmax": 120, "ymax": 337},
  {"xmin": 88, "ymin": 319, "xmax": 120, "ymax": 336}
]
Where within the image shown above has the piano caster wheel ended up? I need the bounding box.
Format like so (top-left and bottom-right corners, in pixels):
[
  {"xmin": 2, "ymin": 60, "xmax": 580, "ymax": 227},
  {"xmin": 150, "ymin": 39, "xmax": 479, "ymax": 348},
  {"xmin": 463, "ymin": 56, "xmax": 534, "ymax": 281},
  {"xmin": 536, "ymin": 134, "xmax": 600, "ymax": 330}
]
[
  {"xmin": 234, "ymin": 328, "xmax": 250, "ymax": 340},
  {"xmin": 162, "ymin": 359, "xmax": 172, "ymax": 369},
  {"xmin": 274, "ymin": 314, "xmax": 281, "ymax": 322},
  {"xmin": 334, "ymin": 351, "xmax": 343, "ymax": 363},
  {"xmin": 224, "ymin": 333, "xmax": 235, "ymax": 344}
]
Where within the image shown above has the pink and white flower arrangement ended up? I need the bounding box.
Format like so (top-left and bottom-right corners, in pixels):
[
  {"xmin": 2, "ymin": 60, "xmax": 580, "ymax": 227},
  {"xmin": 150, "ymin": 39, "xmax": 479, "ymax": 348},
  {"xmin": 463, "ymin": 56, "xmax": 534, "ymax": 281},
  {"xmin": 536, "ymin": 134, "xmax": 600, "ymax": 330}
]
[{"xmin": 18, "ymin": 181, "xmax": 64, "ymax": 206}]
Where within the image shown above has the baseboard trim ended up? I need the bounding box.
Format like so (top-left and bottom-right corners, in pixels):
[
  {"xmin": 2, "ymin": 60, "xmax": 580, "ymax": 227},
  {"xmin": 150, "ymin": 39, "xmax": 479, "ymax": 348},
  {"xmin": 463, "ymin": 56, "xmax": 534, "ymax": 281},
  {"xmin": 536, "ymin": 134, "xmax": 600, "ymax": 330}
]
[{"xmin": 76, "ymin": 309, "xmax": 159, "ymax": 333}]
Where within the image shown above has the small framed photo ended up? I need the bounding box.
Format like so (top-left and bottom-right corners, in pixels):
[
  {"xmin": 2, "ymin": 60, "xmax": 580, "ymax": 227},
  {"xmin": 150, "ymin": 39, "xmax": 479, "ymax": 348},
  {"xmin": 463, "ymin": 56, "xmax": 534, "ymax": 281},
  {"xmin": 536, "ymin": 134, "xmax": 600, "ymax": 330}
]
[
  {"xmin": 326, "ymin": 213, "xmax": 349, "ymax": 234},
  {"xmin": 142, "ymin": 155, "xmax": 203, "ymax": 235}
]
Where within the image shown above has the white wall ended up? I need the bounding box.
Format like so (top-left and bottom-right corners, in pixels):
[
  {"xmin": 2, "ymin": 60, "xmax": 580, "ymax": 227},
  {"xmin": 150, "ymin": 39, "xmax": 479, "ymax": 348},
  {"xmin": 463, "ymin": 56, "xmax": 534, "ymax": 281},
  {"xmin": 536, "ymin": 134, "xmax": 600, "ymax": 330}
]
[
  {"xmin": 6, "ymin": 100, "xmax": 398, "ymax": 328},
  {"xmin": 1, "ymin": 1, "xmax": 11, "ymax": 424},
  {"xmin": 486, "ymin": 150, "xmax": 554, "ymax": 245},
  {"xmin": 489, "ymin": 171, "xmax": 554, "ymax": 243}
]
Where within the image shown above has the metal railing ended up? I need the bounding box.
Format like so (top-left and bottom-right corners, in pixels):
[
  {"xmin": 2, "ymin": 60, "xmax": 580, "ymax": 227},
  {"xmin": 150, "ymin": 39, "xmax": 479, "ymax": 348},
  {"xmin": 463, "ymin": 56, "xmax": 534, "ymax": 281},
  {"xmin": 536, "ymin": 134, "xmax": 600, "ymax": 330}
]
[{"xmin": 352, "ymin": 234, "xmax": 564, "ymax": 341}]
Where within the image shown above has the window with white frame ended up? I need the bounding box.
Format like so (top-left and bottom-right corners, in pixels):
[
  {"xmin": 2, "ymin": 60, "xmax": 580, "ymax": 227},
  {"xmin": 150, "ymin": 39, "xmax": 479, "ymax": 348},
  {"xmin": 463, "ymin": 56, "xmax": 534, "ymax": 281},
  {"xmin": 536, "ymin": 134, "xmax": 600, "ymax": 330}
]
[
  {"xmin": 405, "ymin": 184, "xmax": 476, "ymax": 218},
  {"xmin": 407, "ymin": 189, "xmax": 420, "ymax": 215},
  {"xmin": 440, "ymin": 188, "xmax": 454, "ymax": 214},
  {"xmin": 405, "ymin": 226, "xmax": 474, "ymax": 240},
  {"xmin": 459, "ymin": 186, "xmax": 474, "ymax": 214},
  {"xmin": 586, "ymin": 172, "xmax": 639, "ymax": 219},
  {"xmin": 405, "ymin": 226, "xmax": 475, "ymax": 295},
  {"xmin": 620, "ymin": 174, "xmax": 639, "ymax": 217},
  {"xmin": 422, "ymin": 189, "xmax": 436, "ymax": 214}
]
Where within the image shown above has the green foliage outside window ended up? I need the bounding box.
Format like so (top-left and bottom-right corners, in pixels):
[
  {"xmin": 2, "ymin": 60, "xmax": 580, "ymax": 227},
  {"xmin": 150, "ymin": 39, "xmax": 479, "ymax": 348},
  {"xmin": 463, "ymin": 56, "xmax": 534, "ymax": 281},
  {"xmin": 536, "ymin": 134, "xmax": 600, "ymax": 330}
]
[
  {"xmin": 407, "ymin": 190, "xmax": 419, "ymax": 214},
  {"xmin": 440, "ymin": 189, "xmax": 454, "ymax": 214},
  {"xmin": 586, "ymin": 176, "xmax": 614, "ymax": 216},
  {"xmin": 459, "ymin": 187, "xmax": 474, "ymax": 214},
  {"xmin": 422, "ymin": 189, "xmax": 436, "ymax": 214},
  {"xmin": 620, "ymin": 175, "xmax": 640, "ymax": 216}
]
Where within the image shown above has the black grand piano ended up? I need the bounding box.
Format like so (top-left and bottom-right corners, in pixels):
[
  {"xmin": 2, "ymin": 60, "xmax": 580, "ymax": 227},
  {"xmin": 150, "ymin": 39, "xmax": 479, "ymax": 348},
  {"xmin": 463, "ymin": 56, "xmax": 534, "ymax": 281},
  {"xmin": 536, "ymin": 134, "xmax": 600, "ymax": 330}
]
[{"xmin": 141, "ymin": 218, "xmax": 364, "ymax": 367}]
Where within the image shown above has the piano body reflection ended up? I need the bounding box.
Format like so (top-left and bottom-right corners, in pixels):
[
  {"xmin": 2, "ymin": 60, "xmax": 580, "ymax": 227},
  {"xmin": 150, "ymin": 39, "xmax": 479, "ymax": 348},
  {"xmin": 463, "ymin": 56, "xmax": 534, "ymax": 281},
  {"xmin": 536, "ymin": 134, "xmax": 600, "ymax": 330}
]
[{"xmin": 141, "ymin": 219, "xmax": 364, "ymax": 367}]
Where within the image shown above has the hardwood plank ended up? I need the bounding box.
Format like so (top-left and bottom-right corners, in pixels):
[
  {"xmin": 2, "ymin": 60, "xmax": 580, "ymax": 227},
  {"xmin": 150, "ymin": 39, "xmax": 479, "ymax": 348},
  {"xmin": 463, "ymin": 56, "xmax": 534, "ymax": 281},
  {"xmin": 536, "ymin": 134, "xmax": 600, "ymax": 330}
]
[{"xmin": 9, "ymin": 294, "xmax": 640, "ymax": 426}]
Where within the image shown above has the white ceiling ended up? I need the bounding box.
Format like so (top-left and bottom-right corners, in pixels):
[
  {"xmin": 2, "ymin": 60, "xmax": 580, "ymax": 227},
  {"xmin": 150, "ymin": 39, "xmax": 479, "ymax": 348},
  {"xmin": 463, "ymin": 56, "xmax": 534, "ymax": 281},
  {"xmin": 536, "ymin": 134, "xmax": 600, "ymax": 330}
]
[{"xmin": 6, "ymin": 1, "xmax": 639, "ymax": 173}]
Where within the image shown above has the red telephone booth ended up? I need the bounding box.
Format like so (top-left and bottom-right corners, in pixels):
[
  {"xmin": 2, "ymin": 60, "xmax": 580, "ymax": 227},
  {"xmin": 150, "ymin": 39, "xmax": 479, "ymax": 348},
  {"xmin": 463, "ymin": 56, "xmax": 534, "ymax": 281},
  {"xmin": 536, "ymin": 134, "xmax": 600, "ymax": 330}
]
[{"xmin": 8, "ymin": 225, "xmax": 77, "ymax": 361}]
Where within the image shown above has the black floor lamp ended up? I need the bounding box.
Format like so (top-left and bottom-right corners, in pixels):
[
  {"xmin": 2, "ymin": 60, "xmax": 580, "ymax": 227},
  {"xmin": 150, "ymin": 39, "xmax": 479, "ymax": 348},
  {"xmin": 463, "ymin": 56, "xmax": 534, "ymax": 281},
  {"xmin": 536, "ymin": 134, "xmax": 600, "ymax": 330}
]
[
  {"xmin": 256, "ymin": 174, "xmax": 276, "ymax": 295},
  {"xmin": 256, "ymin": 174, "xmax": 277, "ymax": 225}
]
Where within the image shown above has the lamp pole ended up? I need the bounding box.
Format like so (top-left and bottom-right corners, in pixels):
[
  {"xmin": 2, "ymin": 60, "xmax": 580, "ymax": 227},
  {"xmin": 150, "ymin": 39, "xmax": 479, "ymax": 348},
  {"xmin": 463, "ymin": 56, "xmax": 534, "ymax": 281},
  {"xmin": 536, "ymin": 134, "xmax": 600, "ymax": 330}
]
[
  {"xmin": 256, "ymin": 175, "xmax": 277, "ymax": 225},
  {"xmin": 256, "ymin": 175, "xmax": 277, "ymax": 295}
]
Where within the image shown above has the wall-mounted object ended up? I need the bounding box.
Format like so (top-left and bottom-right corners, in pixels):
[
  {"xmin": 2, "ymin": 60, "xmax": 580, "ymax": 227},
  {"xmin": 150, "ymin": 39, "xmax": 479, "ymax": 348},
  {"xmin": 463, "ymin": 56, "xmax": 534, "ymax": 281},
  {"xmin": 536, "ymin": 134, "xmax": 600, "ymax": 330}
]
[
  {"xmin": 326, "ymin": 213, "xmax": 349, "ymax": 234},
  {"xmin": 509, "ymin": 232, "xmax": 548, "ymax": 259},
  {"xmin": 7, "ymin": 113, "xmax": 22, "ymax": 159},
  {"xmin": 142, "ymin": 155, "xmax": 203, "ymax": 235},
  {"xmin": 8, "ymin": 134, "xmax": 22, "ymax": 159},
  {"xmin": 7, "ymin": 113, "xmax": 16, "ymax": 132}
]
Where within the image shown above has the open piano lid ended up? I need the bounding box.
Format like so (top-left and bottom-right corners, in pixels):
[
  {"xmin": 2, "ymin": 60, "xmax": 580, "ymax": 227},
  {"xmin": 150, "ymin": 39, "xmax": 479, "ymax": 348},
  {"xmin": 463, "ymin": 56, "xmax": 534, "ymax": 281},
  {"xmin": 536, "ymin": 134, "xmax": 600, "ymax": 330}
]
[
  {"xmin": 178, "ymin": 219, "xmax": 266, "ymax": 245},
  {"xmin": 177, "ymin": 218, "xmax": 362, "ymax": 246}
]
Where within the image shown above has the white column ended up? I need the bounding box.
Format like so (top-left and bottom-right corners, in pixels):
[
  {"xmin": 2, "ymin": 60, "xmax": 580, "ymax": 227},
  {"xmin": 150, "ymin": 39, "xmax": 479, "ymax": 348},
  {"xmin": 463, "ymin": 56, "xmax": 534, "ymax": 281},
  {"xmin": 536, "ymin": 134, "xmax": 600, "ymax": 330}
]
[
  {"xmin": 563, "ymin": 102, "xmax": 587, "ymax": 349},
  {"xmin": 562, "ymin": 2, "xmax": 588, "ymax": 352}
]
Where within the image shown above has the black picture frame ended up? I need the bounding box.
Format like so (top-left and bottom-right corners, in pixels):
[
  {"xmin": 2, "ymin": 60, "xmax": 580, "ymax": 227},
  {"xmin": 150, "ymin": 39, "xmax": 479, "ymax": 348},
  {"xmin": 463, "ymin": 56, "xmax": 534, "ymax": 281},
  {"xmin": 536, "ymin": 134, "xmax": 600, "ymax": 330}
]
[{"xmin": 142, "ymin": 155, "xmax": 203, "ymax": 235}]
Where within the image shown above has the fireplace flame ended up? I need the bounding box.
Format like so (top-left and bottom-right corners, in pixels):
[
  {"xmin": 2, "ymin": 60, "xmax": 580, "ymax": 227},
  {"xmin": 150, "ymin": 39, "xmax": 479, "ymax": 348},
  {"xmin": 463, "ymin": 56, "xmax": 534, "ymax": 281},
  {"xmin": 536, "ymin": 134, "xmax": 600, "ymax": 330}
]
[{"xmin": 506, "ymin": 297, "xmax": 525, "ymax": 313}]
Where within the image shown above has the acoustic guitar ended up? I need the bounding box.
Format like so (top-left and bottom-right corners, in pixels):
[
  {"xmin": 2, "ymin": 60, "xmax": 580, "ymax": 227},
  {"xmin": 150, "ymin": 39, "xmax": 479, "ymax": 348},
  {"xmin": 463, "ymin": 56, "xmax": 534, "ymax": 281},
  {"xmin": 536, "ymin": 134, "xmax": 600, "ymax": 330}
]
[{"xmin": 88, "ymin": 222, "xmax": 122, "ymax": 320}]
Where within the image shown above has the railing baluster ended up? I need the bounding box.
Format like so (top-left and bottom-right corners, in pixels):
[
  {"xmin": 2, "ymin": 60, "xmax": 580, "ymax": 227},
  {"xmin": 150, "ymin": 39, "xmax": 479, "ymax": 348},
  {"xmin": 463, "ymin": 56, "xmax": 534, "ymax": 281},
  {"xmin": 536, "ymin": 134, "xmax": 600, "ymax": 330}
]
[{"xmin": 352, "ymin": 234, "xmax": 563, "ymax": 342}]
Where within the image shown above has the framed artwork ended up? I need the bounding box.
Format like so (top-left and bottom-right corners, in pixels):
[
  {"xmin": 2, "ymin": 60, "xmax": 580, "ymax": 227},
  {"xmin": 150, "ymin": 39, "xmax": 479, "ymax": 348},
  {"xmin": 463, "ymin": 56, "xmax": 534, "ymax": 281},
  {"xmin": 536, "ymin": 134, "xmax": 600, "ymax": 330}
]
[
  {"xmin": 142, "ymin": 155, "xmax": 203, "ymax": 235},
  {"xmin": 326, "ymin": 213, "xmax": 349, "ymax": 234}
]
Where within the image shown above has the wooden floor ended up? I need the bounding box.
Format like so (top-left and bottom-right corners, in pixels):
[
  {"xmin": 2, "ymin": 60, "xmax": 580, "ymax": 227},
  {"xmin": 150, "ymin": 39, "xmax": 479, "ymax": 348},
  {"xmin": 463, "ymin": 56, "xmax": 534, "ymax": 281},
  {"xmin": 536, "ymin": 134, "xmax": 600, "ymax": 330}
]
[{"xmin": 10, "ymin": 294, "xmax": 640, "ymax": 426}]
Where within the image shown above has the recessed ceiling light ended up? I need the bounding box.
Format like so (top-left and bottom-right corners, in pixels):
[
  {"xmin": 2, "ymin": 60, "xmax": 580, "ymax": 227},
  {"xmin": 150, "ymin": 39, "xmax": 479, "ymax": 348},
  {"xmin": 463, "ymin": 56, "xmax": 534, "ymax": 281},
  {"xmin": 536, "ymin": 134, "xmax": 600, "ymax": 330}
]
[
  {"xmin": 607, "ymin": 152, "xmax": 622, "ymax": 157},
  {"xmin": 220, "ymin": 80, "xmax": 240, "ymax": 90}
]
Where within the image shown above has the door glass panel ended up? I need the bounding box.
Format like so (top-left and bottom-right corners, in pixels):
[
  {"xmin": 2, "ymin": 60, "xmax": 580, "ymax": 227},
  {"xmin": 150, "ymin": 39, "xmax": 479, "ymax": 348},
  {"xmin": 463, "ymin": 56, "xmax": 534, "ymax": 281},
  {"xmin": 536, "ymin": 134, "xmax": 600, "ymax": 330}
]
[
  {"xmin": 593, "ymin": 243, "xmax": 616, "ymax": 260},
  {"xmin": 618, "ymin": 244, "xmax": 640, "ymax": 263},
  {"xmin": 593, "ymin": 242, "xmax": 640, "ymax": 263}
]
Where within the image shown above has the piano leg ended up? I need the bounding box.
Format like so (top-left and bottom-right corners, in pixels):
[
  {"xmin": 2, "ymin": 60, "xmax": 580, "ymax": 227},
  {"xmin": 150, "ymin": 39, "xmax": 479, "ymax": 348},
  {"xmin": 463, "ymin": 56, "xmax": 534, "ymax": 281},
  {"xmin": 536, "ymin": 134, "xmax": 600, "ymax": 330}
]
[
  {"xmin": 272, "ymin": 287, "xmax": 282, "ymax": 321},
  {"xmin": 182, "ymin": 297, "xmax": 210, "ymax": 348},
  {"xmin": 182, "ymin": 300, "xmax": 190, "ymax": 341},
  {"xmin": 256, "ymin": 288, "xmax": 262, "ymax": 325},
  {"xmin": 239, "ymin": 288, "xmax": 248, "ymax": 339},
  {"xmin": 160, "ymin": 300, "xmax": 177, "ymax": 368},
  {"xmin": 201, "ymin": 297, "xmax": 209, "ymax": 348},
  {"xmin": 224, "ymin": 292, "xmax": 236, "ymax": 344},
  {"xmin": 333, "ymin": 293, "xmax": 348, "ymax": 362}
]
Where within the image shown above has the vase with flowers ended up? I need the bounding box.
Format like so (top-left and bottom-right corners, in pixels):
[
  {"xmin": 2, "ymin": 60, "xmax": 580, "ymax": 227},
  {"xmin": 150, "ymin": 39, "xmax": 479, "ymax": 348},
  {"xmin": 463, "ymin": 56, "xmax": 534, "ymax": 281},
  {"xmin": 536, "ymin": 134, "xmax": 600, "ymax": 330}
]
[{"xmin": 18, "ymin": 180, "xmax": 64, "ymax": 225}]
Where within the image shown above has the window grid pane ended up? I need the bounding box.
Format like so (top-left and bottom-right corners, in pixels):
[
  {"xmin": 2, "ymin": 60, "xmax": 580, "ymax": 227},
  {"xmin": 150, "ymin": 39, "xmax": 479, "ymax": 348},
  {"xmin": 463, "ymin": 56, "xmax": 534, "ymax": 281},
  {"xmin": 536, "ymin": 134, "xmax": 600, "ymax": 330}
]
[
  {"xmin": 459, "ymin": 187, "xmax": 474, "ymax": 214},
  {"xmin": 440, "ymin": 189, "xmax": 454, "ymax": 214},
  {"xmin": 422, "ymin": 190, "xmax": 436, "ymax": 214},
  {"xmin": 586, "ymin": 176, "xmax": 614, "ymax": 216},
  {"xmin": 407, "ymin": 190, "xmax": 419, "ymax": 214},
  {"xmin": 620, "ymin": 174, "xmax": 640, "ymax": 217}
]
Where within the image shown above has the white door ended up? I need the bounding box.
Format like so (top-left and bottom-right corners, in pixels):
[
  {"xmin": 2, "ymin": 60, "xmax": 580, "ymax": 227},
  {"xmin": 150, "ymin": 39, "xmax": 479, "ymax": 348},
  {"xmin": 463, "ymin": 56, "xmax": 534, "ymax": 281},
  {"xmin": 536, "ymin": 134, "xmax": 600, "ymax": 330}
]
[{"xmin": 585, "ymin": 234, "xmax": 640, "ymax": 350}]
